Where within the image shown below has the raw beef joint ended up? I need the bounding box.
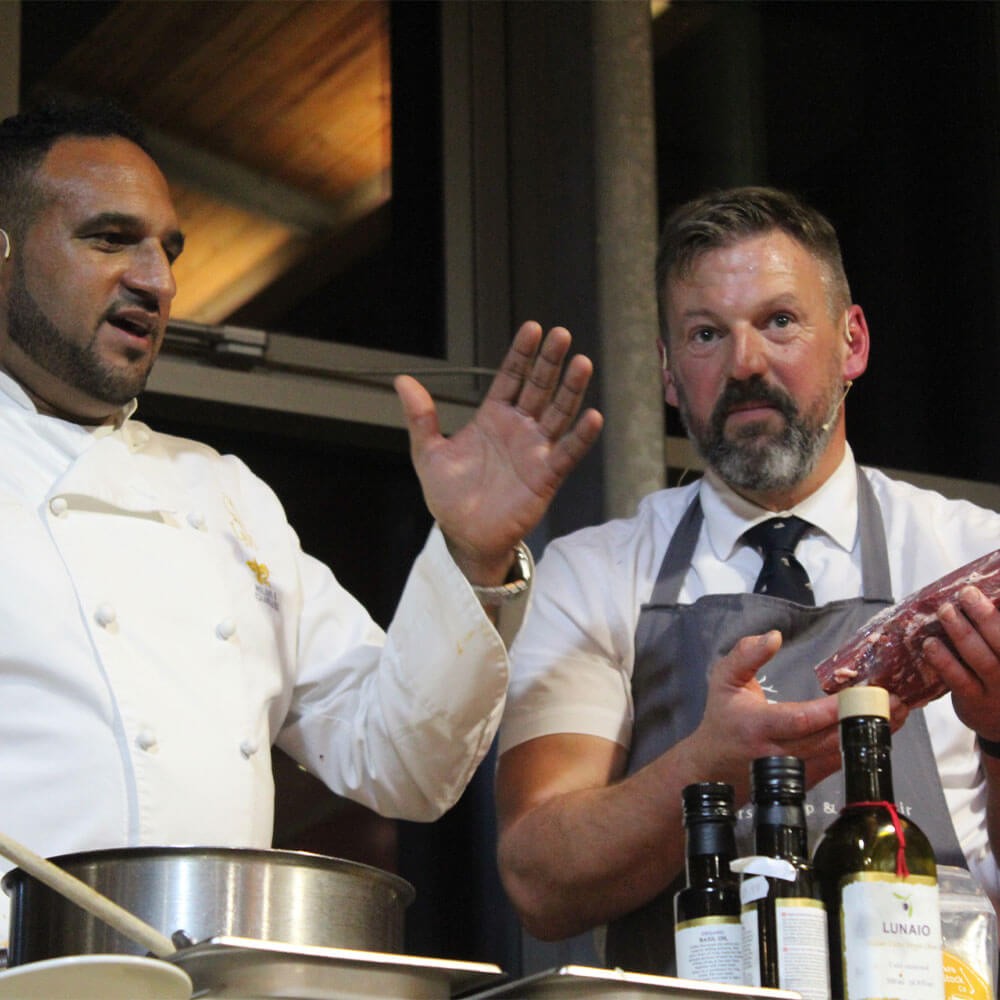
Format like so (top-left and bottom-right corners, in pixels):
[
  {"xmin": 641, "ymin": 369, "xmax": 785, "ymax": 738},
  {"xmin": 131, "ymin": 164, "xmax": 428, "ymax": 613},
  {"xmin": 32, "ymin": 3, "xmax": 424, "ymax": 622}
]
[{"xmin": 814, "ymin": 547, "xmax": 1000, "ymax": 706}]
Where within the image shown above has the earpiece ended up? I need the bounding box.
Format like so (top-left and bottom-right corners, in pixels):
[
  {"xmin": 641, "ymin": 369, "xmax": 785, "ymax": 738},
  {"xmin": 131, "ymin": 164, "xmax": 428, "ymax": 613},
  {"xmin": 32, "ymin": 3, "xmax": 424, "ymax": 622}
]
[
  {"xmin": 0, "ymin": 229, "xmax": 10, "ymax": 262},
  {"xmin": 843, "ymin": 319, "xmax": 852, "ymax": 346},
  {"xmin": 658, "ymin": 340, "xmax": 670, "ymax": 372}
]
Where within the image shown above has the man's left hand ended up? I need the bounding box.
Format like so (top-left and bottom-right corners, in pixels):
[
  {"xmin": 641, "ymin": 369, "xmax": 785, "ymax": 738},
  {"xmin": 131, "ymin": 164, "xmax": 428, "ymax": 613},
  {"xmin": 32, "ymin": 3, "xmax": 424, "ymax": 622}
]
[
  {"xmin": 923, "ymin": 586, "xmax": 1000, "ymax": 740},
  {"xmin": 394, "ymin": 321, "xmax": 603, "ymax": 585}
]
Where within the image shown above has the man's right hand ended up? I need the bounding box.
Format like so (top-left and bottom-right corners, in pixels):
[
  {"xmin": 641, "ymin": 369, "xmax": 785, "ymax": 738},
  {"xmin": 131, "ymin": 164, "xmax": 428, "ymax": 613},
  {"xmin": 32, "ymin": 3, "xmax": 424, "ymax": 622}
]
[{"xmin": 684, "ymin": 630, "xmax": 846, "ymax": 803}]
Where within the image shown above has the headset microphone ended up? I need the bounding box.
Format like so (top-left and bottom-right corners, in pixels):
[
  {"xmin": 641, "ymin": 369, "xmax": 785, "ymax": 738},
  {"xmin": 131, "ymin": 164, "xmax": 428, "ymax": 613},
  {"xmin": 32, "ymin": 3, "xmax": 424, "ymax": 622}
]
[
  {"xmin": 0, "ymin": 229, "xmax": 10, "ymax": 262},
  {"xmin": 820, "ymin": 380, "xmax": 853, "ymax": 432}
]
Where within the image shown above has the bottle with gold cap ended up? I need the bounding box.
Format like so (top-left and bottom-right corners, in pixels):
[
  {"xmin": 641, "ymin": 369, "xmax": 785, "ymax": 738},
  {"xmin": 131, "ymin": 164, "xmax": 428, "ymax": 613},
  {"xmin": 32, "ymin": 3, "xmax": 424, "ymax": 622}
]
[{"xmin": 812, "ymin": 685, "xmax": 944, "ymax": 1000}]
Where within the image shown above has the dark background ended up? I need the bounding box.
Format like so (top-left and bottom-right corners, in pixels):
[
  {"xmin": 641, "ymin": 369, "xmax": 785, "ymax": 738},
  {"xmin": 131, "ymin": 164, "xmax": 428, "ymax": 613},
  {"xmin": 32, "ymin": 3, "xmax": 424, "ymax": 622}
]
[{"xmin": 655, "ymin": 1, "xmax": 1000, "ymax": 486}]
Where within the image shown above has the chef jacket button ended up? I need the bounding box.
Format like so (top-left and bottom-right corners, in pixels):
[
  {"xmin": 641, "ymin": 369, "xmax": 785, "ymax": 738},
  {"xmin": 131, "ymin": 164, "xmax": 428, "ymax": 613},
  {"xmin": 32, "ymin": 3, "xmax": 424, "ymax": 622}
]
[
  {"xmin": 95, "ymin": 603, "xmax": 117, "ymax": 628},
  {"xmin": 216, "ymin": 618, "xmax": 237, "ymax": 641},
  {"xmin": 187, "ymin": 511, "xmax": 206, "ymax": 530},
  {"xmin": 239, "ymin": 739, "xmax": 259, "ymax": 759},
  {"xmin": 49, "ymin": 497, "xmax": 69, "ymax": 517},
  {"xmin": 136, "ymin": 729, "xmax": 158, "ymax": 752}
]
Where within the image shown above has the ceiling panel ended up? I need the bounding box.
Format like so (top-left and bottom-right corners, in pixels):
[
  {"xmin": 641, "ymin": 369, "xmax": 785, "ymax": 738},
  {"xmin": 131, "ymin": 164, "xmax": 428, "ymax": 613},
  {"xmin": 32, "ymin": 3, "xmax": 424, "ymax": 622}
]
[{"xmin": 29, "ymin": 0, "xmax": 391, "ymax": 322}]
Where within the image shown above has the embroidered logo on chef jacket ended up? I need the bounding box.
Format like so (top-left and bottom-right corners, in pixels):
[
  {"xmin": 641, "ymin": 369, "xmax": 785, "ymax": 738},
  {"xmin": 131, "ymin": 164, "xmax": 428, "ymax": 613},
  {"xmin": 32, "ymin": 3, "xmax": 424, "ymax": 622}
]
[
  {"xmin": 224, "ymin": 494, "xmax": 280, "ymax": 611},
  {"xmin": 246, "ymin": 559, "xmax": 278, "ymax": 610}
]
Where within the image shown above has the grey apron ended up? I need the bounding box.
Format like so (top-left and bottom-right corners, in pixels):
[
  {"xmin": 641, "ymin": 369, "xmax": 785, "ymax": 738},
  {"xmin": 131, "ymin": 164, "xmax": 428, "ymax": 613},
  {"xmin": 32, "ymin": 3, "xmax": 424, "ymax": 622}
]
[{"xmin": 604, "ymin": 470, "xmax": 965, "ymax": 975}]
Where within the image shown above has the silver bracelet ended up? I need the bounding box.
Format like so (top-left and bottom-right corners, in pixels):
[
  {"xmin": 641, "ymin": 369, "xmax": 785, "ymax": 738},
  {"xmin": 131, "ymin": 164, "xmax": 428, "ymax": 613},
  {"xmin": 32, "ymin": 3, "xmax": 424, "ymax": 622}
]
[{"xmin": 471, "ymin": 543, "xmax": 532, "ymax": 605}]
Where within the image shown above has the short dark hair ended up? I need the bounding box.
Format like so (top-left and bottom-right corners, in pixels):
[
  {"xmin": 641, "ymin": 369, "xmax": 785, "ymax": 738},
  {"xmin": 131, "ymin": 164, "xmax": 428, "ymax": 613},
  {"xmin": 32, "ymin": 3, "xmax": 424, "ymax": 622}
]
[
  {"xmin": 655, "ymin": 186, "xmax": 851, "ymax": 342},
  {"xmin": 0, "ymin": 99, "xmax": 150, "ymax": 237}
]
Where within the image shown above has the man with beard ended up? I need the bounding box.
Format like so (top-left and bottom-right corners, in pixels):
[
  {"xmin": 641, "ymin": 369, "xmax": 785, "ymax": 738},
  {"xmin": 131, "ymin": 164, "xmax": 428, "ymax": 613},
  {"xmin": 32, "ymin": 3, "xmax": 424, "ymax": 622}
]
[
  {"xmin": 0, "ymin": 100, "xmax": 603, "ymax": 935},
  {"xmin": 494, "ymin": 187, "xmax": 1000, "ymax": 975}
]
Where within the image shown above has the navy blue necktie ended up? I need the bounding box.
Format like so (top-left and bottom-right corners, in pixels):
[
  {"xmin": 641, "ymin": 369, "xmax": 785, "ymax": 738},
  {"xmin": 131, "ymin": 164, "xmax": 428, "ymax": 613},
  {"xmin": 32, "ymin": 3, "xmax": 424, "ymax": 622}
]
[{"xmin": 742, "ymin": 516, "xmax": 815, "ymax": 605}]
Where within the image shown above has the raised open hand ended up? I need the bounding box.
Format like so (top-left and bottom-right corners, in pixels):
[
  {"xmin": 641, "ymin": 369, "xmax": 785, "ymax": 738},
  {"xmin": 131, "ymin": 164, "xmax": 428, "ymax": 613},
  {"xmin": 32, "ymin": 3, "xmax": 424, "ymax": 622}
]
[{"xmin": 394, "ymin": 321, "xmax": 603, "ymax": 584}]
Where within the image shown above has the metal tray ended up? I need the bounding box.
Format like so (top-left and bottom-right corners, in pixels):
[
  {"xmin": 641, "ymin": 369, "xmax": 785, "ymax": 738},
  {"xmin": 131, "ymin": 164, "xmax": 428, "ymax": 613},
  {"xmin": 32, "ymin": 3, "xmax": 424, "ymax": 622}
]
[
  {"xmin": 465, "ymin": 965, "xmax": 801, "ymax": 999},
  {"xmin": 168, "ymin": 936, "xmax": 505, "ymax": 999}
]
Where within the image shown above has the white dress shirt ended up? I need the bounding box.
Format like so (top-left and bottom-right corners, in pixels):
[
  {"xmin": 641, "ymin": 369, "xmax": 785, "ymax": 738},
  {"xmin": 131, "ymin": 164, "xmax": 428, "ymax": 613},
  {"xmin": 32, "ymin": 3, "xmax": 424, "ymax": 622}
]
[{"xmin": 502, "ymin": 449, "xmax": 1000, "ymax": 909}]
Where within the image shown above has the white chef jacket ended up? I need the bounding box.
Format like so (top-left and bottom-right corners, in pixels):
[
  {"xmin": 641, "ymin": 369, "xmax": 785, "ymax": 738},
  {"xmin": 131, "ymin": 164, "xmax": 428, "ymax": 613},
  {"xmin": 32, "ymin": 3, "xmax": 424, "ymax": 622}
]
[
  {"xmin": 0, "ymin": 371, "xmax": 518, "ymax": 934},
  {"xmin": 501, "ymin": 448, "xmax": 1000, "ymax": 911}
]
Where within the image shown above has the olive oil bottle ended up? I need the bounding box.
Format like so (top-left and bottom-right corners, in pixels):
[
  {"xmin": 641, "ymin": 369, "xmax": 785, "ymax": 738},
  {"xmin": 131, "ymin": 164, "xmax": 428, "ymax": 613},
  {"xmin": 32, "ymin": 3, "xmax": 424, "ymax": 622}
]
[
  {"xmin": 739, "ymin": 756, "xmax": 830, "ymax": 999},
  {"xmin": 673, "ymin": 781, "xmax": 742, "ymax": 984},
  {"xmin": 812, "ymin": 686, "xmax": 944, "ymax": 999}
]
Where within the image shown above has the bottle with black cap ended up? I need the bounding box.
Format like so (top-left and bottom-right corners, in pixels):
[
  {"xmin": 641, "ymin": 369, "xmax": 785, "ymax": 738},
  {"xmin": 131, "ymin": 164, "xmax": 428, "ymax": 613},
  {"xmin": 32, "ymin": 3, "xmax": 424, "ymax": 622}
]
[
  {"xmin": 673, "ymin": 781, "xmax": 742, "ymax": 984},
  {"xmin": 812, "ymin": 686, "xmax": 944, "ymax": 999},
  {"xmin": 736, "ymin": 755, "xmax": 830, "ymax": 999}
]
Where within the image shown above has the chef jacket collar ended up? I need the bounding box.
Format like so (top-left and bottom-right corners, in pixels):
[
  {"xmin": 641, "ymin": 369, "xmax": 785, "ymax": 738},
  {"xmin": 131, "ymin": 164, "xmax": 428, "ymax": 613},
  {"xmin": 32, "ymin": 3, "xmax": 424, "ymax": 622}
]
[
  {"xmin": 0, "ymin": 369, "xmax": 136, "ymax": 434},
  {"xmin": 700, "ymin": 447, "xmax": 860, "ymax": 563}
]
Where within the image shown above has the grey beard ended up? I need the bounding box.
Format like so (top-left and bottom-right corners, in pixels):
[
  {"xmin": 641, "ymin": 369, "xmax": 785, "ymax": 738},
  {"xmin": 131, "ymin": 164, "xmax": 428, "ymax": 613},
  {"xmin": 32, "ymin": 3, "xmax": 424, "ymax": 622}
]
[
  {"xmin": 6, "ymin": 261, "xmax": 149, "ymax": 407},
  {"xmin": 677, "ymin": 375, "xmax": 841, "ymax": 494}
]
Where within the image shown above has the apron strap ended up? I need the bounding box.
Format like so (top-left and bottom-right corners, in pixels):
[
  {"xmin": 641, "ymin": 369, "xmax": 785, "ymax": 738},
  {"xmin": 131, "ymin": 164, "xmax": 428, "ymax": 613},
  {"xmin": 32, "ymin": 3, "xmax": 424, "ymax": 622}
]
[
  {"xmin": 646, "ymin": 493, "xmax": 702, "ymax": 606},
  {"xmin": 856, "ymin": 467, "xmax": 893, "ymax": 602}
]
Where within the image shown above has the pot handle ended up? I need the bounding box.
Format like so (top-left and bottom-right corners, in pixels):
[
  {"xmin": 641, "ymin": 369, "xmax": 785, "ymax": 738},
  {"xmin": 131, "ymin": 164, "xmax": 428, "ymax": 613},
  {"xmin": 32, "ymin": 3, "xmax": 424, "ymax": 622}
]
[{"xmin": 0, "ymin": 830, "xmax": 177, "ymax": 958}]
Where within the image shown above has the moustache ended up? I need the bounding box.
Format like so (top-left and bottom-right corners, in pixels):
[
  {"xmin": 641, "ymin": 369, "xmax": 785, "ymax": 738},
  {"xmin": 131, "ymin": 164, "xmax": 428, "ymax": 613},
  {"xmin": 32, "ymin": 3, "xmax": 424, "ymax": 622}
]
[{"xmin": 711, "ymin": 377, "xmax": 797, "ymax": 429}]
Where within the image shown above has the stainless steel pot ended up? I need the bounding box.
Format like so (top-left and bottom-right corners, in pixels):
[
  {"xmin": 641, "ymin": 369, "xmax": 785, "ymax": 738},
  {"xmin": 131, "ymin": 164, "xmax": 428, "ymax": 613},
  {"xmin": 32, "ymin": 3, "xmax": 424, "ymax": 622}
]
[{"xmin": 2, "ymin": 846, "xmax": 414, "ymax": 966}]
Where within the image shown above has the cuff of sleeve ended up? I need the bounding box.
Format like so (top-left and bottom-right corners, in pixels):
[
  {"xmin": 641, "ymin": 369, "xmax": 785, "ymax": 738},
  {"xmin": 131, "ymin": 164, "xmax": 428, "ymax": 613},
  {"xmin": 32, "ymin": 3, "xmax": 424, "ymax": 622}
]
[{"xmin": 434, "ymin": 526, "xmax": 534, "ymax": 647}]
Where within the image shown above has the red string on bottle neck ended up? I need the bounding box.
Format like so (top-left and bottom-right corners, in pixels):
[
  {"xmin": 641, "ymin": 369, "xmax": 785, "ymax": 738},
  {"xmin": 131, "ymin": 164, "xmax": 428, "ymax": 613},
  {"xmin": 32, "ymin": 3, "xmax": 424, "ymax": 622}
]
[{"xmin": 844, "ymin": 800, "xmax": 909, "ymax": 877}]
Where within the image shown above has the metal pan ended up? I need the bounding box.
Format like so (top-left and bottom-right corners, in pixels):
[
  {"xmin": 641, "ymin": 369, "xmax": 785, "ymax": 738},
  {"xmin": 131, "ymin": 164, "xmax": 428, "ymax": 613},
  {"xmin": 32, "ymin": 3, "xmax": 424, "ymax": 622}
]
[
  {"xmin": 165, "ymin": 936, "xmax": 504, "ymax": 999},
  {"xmin": 3, "ymin": 845, "xmax": 414, "ymax": 966}
]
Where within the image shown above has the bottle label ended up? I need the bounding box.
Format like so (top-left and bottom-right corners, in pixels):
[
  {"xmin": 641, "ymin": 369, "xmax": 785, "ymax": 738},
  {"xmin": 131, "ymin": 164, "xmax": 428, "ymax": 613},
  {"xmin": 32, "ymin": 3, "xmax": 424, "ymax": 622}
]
[
  {"xmin": 775, "ymin": 898, "xmax": 831, "ymax": 1000},
  {"xmin": 741, "ymin": 898, "xmax": 830, "ymax": 1000},
  {"xmin": 841, "ymin": 873, "xmax": 944, "ymax": 999},
  {"xmin": 675, "ymin": 915, "xmax": 742, "ymax": 984},
  {"xmin": 742, "ymin": 905, "xmax": 762, "ymax": 987}
]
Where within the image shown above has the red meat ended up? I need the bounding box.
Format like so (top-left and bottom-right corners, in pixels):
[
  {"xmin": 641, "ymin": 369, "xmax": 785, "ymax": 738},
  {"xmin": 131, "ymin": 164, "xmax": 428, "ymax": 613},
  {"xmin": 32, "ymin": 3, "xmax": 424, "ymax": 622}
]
[{"xmin": 814, "ymin": 547, "xmax": 1000, "ymax": 706}]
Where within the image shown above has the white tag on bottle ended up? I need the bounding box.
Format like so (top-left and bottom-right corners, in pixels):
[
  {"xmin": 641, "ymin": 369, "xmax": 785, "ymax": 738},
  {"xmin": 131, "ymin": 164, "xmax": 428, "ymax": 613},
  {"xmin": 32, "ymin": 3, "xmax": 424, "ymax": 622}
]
[{"xmin": 730, "ymin": 855, "xmax": 797, "ymax": 880}]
